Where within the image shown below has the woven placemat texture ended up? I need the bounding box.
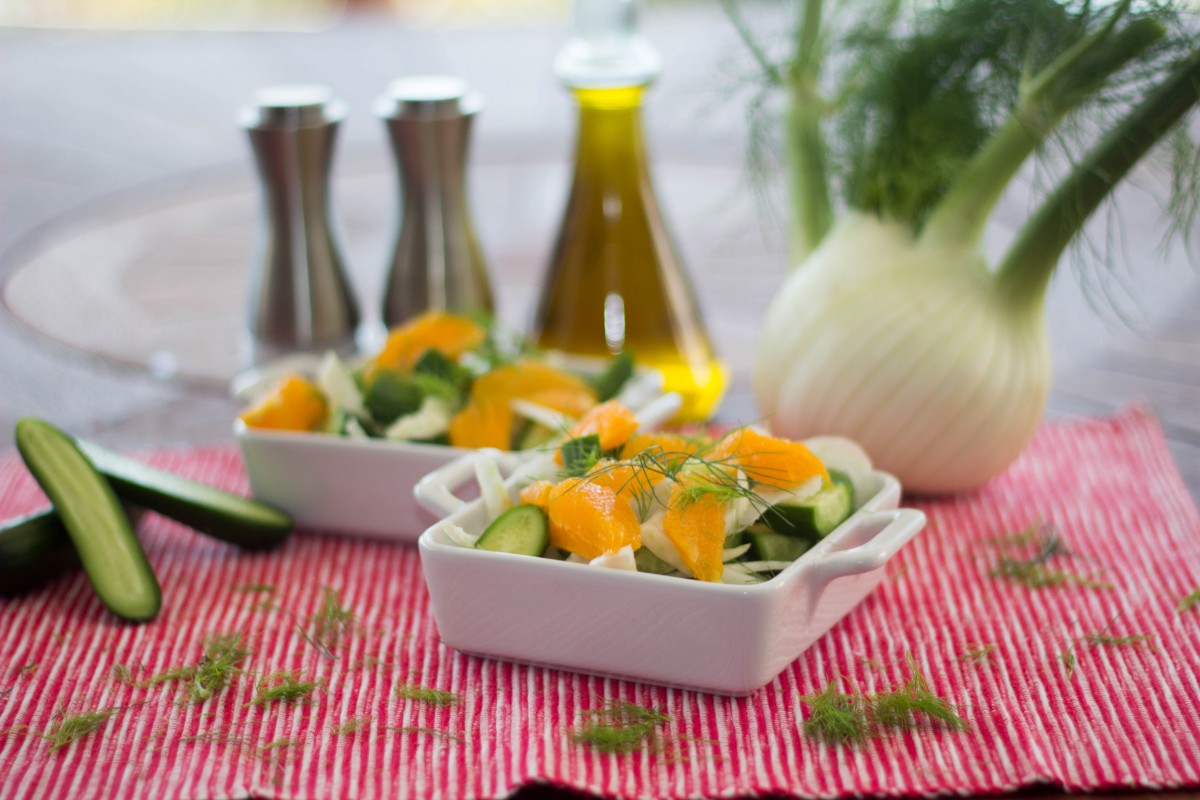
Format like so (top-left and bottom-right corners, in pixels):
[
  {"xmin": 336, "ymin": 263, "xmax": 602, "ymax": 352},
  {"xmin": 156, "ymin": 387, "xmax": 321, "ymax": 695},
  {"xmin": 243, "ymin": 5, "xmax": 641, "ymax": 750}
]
[{"xmin": 1, "ymin": 405, "xmax": 1198, "ymax": 800}]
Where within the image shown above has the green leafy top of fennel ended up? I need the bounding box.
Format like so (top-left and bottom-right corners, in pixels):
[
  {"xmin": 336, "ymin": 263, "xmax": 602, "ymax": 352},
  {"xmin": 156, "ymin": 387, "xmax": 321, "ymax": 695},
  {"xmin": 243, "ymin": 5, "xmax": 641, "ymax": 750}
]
[{"xmin": 722, "ymin": 0, "xmax": 1200, "ymax": 307}]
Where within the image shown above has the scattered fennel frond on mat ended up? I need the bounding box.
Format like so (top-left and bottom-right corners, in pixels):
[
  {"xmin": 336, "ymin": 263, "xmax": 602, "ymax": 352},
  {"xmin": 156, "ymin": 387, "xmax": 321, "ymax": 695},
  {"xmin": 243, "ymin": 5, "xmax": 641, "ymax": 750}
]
[
  {"xmin": 44, "ymin": 702, "xmax": 144, "ymax": 753},
  {"xmin": 957, "ymin": 644, "xmax": 997, "ymax": 666},
  {"xmin": 332, "ymin": 716, "xmax": 371, "ymax": 735},
  {"xmin": 297, "ymin": 587, "xmax": 357, "ymax": 660},
  {"xmin": 245, "ymin": 671, "xmax": 322, "ymax": 707},
  {"xmin": 986, "ymin": 522, "xmax": 1112, "ymax": 590},
  {"xmin": 128, "ymin": 632, "xmax": 251, "ymax": 704},
  {"xmin": 571, "ymin": 701, "xmax": 672, "ymax": 754},
  {"xmin": 800, "ymin": 658, "xmax": 968, "ymax": 746},
  {"xmin": 1178, "ymin": 589, "xmax": 1200, "ymax": 614},
  {"xmin": 394, "ymin": 683, "xmax": 461, "ymax": 706}
]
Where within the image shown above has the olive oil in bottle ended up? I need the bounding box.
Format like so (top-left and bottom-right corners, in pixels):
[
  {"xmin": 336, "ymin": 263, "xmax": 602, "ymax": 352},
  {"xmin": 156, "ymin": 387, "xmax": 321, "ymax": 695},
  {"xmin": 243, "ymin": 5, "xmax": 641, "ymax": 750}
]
[{"xmin": 531, "ymin": 0, "xmax": 726, "ymax": 420}]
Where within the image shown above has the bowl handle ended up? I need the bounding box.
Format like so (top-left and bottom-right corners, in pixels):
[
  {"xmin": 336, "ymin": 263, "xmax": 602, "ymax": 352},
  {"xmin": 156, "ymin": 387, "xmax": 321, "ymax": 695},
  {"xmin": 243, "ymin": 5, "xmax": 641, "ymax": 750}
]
[
  {"xmin": 807, "ymin": 508, "xmax": 925, "ymax": 589},
  {"xmin": 414, "ymin": 449, "xmax": 520, "ymax": 517}
]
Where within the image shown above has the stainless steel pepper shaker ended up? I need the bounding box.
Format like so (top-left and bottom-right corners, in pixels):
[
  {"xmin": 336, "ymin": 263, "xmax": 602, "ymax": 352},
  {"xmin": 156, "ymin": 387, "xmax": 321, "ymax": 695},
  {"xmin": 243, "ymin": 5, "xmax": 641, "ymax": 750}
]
[
  {"xmin": 241, "ymin": 85, "xmax": 360, "ymax": 360},
  {"xmin": 376, "ymin": 76, "xmax": 493, "ymax": 327}
]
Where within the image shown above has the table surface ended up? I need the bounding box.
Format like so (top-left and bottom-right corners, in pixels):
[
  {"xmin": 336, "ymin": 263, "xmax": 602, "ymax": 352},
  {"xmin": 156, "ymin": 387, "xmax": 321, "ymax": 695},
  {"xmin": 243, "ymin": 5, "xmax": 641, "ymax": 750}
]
[{"xmin": 1, "ymin": 6, "xmax": 1199, "ymax": 799}]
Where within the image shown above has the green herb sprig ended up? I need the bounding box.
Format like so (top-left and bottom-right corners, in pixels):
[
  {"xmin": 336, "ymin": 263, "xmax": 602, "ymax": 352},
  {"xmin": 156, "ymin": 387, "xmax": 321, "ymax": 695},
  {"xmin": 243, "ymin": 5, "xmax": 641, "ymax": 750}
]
[
  {"xmin": 986, "ymin": 522, "xmax": 1112, "ymax": 590},
  {"xmin": 332, "ymin": 716, "xmax": 370, "ymax": 735},
  {"xmin": 394, "ymin": 683, "xmax": 461, "ymax": 706},
  {"xmin": 957, "ymin": 644, "xmax": 997, "ymax": 665},
  {"xmin": 43, "ymin": 702, "xmax": 144, "ymax": 753},
  {"xmin": 1177, "ymin": 588, "xmax": 1200, "ymax": 614},
  {"xmin": 570, "ymin": 700, "xmax": 671, "ymax": 754},
  {"xmin": 799, "ymin": 659, "xmax": 967, "ymax": 746},
  {"xmin": 134, "ymin": 632, "xmax": 251, "ymax": 704},
  {"xmin": 246, "ymin": 671, "xmax": 322, "ymax": 707},
  {"xmin": 386, "ymin": 726, "xmax": 466, "ymax": 743}
]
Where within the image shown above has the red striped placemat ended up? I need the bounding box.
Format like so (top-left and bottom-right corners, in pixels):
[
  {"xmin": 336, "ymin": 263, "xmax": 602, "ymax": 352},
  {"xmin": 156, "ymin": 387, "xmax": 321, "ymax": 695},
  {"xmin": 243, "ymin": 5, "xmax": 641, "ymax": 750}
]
[{"xmin": 1, "ymin": 405, "xmax": 1198, "ymax": 800}]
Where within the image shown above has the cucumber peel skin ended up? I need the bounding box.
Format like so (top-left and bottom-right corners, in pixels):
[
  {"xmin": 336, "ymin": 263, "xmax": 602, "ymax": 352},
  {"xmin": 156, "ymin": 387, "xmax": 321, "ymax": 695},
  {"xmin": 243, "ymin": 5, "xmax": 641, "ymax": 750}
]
[
  {"xmin": 78, "ymin": 441, "xmax": 293, "ymax": 550},
  {"xmin": 475, "ymin": 505, "xmax": 549, "ymax": 557},
  {"xmin": 748, "ymin": 528, "xmax": 811, "ymax": 563},
  {"xmin": 15, "ymin": 418, "xmax": 161, "ymax": 622},
  {"xmin": 0, "ymin": 506, "xmax": 146, "ymax": 598},
  {"xmin": 0, "ymin": 509, "xmax": 78, "ymax": 597},
  {"xmin": 761, "ymin": 482, "xmax": 853, "ymax": 541}
]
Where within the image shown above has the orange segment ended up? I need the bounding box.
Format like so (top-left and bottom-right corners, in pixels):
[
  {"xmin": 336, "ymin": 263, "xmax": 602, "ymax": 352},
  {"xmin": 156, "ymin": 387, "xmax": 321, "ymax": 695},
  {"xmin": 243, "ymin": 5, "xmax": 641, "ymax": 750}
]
[
  {"xmin": 710, "ymin": 427, "xmax": 829, "ymax": 489},
  {"xmin": 239, "ymin": 374, "xmax": 328, "ymax": 432},
  {"xmin": 518, "ymin": 481, "xmax": 556, "ymax": 509},
  {"xmin": 564, "ymin": 400, "xmax": 640, "ymax": 451},
  {"xmin": 525, "ymin": 387, "xmax": 596, "ymax": 419},
  {"xmin": 584, "ymin": 460, "xmax": 664, "ymax": 498},
  {"xmin": 470, "ymin": 361, "xmax": 595, "ymax": 408},
  {"xmin": 662, "ymin": 479, "xmax": 727, "ymax": 582},
  {"xmin": 448, "ymin": 398, "xmax": 511, "ymax": 449},
  {"xmin": 544, "ymin": 478, "xmax": 641, "ymax": 560},
  {"xmin": 620, "ymin": 432, "xmax": 710, "ymax": 464},
  {"xmin": 372, "ymin": 311, "xmax": 486, "ymax": 373},
  {"xmin": 451, "ymin": 361, "xmax": 597, "ymax": 451}
]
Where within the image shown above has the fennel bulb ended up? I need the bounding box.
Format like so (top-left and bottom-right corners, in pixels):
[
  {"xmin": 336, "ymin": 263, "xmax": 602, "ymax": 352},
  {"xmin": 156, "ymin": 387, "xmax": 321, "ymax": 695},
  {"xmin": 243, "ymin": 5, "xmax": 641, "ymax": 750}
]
[
  {"xmin": 754, "ymin": 213, "xmax": 1049, "ymax": 493},
  {"xmin": 726, "ymin": 0, "xmax": 1200, "ymax": 493}
]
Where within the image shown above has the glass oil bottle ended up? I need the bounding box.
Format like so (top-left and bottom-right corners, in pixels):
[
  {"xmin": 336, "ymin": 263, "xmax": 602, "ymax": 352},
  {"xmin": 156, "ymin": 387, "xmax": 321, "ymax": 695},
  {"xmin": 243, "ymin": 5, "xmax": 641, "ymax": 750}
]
[{"xmin": 531, "ymin": 0, "xmax": 726, "ymax": 420}]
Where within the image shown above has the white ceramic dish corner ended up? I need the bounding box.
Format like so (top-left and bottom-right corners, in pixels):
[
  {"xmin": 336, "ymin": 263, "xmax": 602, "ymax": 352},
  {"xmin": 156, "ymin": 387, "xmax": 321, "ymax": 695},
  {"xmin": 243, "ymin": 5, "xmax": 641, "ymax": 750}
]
[
  {"xmin": 414, "ymin": 448, "xmax": 926, "ymax": 696},
  {"xmin": 235, "ymin": 363, "xmax": 677, "ymax": 541}
]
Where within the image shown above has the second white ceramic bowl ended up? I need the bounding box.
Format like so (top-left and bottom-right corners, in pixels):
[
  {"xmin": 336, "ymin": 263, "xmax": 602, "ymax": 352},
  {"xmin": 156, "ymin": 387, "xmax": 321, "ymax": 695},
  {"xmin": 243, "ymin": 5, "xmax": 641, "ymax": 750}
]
[{"xmin": 414, "ymin": 448, "xmax": 925, "ymax": 695}]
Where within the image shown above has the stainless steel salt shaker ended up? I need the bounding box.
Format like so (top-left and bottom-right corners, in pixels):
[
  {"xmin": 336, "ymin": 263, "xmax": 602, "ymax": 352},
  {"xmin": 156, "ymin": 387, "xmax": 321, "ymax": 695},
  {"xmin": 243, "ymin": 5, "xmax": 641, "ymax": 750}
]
[
  {"xmin": 376, "ymin": 76, "xmax": 493, "ymax": 327},
  {"xmin": 241, "ymin": 85, "xmax": 359, "ymax": 359}
]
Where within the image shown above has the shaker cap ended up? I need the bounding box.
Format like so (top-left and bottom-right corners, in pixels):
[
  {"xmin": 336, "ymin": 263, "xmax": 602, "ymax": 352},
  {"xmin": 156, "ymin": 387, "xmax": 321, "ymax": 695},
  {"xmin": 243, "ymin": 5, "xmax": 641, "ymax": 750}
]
[
  {"xmin": 240, "ymin": 85, "xmax": 347, "ymax": 129},
  {"xmin": 376, "ymin": 75, "xmax": 484, "ymax": 120}
]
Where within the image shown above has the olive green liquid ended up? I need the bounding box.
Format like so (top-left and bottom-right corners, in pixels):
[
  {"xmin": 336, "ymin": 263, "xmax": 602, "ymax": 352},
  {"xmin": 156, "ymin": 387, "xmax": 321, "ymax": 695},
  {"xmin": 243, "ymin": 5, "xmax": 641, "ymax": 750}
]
[{"xmin": 532, "ymin": 85, "xmax": 726, "ymax": 421}]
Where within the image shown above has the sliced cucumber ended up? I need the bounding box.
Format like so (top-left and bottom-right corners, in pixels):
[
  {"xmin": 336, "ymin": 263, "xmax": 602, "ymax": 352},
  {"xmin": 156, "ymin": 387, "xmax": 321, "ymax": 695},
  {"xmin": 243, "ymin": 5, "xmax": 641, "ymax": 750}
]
[
  {"xmin": 0, "ymin": 509, "xmax": 77, "ymax": 597},
  {"xmin": 1, "ymin": 506, "xmax": 145, "ymax": 597},
  {"xmin": 761, "ymin": 481, "xmax": 853, "ymax": 541},
  {"xmin": 15, "ymin": 418, "xmax": 161, "ymax": 622},
  {"xmin": 748, "ymin": 528, "xmax": 811, "ymax": 563},
  {"xmin": 633, "ymin": 546, "xmax": 675, "ymax": 575},
  {"xmin": 474, "ymin": 505, "xmax": 548, "ymax": 556},
  {"xmin": 829, "ymin": 468, "xmax": 856, "ymax": 508},
  {"xmin": 723, "ymin": 529, "xmax": 748, "ymax": 549},
  {"xmin": 79, "ymin": 441, "xmax": 292, "ymax": 550}
]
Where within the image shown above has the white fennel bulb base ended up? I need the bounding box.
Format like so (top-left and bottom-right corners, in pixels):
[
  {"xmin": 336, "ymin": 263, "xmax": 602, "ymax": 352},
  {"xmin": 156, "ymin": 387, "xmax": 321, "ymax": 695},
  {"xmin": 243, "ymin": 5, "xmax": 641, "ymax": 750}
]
[{"xmin": 753, "ymin": 213, "xmax": 1050, "ymax": 495}]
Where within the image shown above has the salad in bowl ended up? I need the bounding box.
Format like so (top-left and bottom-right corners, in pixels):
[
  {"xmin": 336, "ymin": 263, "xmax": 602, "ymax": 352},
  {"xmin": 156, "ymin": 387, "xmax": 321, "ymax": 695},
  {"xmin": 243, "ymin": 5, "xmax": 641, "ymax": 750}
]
[
  {"xmin": 234, "ymin": 312, "xmax": 675, "ymax": 540},
  {"xmin": 414, "ymin": 402, "xmax": 924, "ymax": 692}
]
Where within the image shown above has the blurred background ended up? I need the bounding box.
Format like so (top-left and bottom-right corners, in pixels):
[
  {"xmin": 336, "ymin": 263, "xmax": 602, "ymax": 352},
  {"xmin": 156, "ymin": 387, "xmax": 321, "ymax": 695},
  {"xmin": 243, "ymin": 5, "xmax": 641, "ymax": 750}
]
[
  {"xmin": 0, "ymin": 0, "xmax": 568, "ymax": 29},
  {"xmin": 0, "ymin": 0, "xmax": 1197, "ymax": 496}
]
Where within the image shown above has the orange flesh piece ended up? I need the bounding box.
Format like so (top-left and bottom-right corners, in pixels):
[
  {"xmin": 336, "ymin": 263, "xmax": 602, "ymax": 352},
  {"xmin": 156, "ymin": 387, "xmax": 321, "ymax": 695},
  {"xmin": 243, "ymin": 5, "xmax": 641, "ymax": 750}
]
[
  {"xmin": 372, "ymin": 311, "xmax": 486, "ymax": 372},
  {"xmin": 710, "ymin": 427, "xmax": 829, "ymax": 489},
  {"xmin": 448, "ymin": 398, "xmax": 511, "ymax": 449},
  {"xmin": 543, "ymin": 478, "xmax": 641, "ymax": 560},
  {"xmin": 239, "ymin": 374, "xmax": 328, "ymax": 432},
  {"xmin": 518, "ymin": 481, "xmax": 556, "ymax": 509},
  {"xmin": 620, "ymin": 432, "xmax": 709, "ymax": 462},
  {"xmin": 470, "ymin": 361, "xmax": 595, "ymax": 408},
  {"xmin": 662, "ymin": 480, "xmax": 727, "ymax": 583},
  {"xmin": 451, "ymin": 361, "xmax": 597, "ymax": 451},
  {"xmin": 584, "ymin": 461, "xmax": 664, "ymax": 499},
  {"xmin": 566, "ymin": 400, "xmax": 640, "ymax": 451}
]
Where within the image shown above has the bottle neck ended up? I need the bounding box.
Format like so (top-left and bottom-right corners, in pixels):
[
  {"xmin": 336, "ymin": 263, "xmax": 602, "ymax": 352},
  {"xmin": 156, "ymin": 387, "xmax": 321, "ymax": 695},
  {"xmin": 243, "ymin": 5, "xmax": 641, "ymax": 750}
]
[{"xmin": 570, "ymin": 85, "xmax": 649, "ymax": 171}]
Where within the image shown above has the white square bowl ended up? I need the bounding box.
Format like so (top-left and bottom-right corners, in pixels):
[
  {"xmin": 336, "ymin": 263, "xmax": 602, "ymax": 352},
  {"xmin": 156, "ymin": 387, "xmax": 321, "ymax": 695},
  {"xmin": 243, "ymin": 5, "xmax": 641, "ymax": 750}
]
[
  {"xmin": 414, "ymin": 449, "xmax": 926, "ymax": 695},
  {"xmin": 235, "ymin": 363, "xmax": 676, "ymax": 541}
]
